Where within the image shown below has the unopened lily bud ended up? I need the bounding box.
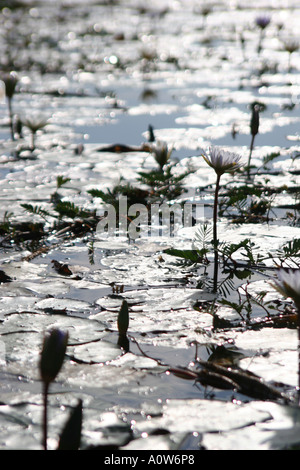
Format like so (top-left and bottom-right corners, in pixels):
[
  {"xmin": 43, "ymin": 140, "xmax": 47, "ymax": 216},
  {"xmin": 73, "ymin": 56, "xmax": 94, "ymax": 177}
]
[
  {"xmin": 40, "ymin": 329, "xmax": 68, "ymax": 385},
  {"xmin": 250, "ymin": 106, "xmax": 259, "ymax": 137}
]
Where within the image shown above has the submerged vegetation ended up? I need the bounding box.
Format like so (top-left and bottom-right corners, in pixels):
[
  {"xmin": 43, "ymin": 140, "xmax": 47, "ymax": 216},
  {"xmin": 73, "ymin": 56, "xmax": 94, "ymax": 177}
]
[{"xmin": 0, "ymin": 0, "xmax": 300, "ymax": 451}]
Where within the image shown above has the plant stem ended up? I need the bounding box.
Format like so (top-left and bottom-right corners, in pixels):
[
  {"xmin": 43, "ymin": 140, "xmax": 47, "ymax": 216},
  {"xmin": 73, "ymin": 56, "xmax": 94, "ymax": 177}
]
[
  {"xmin": 7, "ymin": 97, "xmax": 14, "ymax": 141},
  {"xmin": 31, "ymin": 131, "xmax": 35, "ymax": 151},
  {"xmin": 213, "ymin": 174, "xmax": 221, "ymax": 292},
  {"xmin": 288, "ymin": 52, "xmax": 292, "ymax": 72},
  {"xmin": 257, "ymin": 29, "xmax": 264, "ymax": 55},
  {"xmin": 297, "ymin": 305, "xmax": 300, "ymax": 406},
  {"xmin": 42, "ymin": 382, "xmax": 49, "ymax": 450},
  {"xmin": 247, "ymin": 134, "xmax": 255, "ymax": 179}
]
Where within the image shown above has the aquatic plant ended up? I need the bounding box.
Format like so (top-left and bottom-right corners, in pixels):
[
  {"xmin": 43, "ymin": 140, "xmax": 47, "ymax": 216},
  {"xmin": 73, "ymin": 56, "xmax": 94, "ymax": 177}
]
[
  {"xmin": 272, "ymin": 269, "xmax": 300, "ymax": 312},
  {"xmin": 197, "ymin": 5, "xmax": 212, "ymax": 27},
  {"xmin": 147, "ymin": 124, "xmax": 155, "ymax": 143},
  {"xmin": 218, "ymin": 182, "xmax": 276, "ymax": 224},
  {"xmin": 255, "ymin": 15, "xmax": 271, "ymax": 54},
  {"xmin": 282, "ymin": 39, "xmax": 299, "ymax": 71},
  {"xmin": 39, "ymin": 328, "xmax": 68, "ymax": 450},
  {"xmin": 57, "ymin": 400, "xmax": 83, "ymax": 451},
  {"xmin": 150, "ymin": 141, "xmax": 173, "ymax": 171},
  {"xmin": 137, "ymin": 163, "xmax": 192, "ymax": 202},
  {"xmin": 21, "ymin": 115, "xmax": 48, "ymax": 150},
  {"xmin": 117, "ymin": 300, "xmax": 130, "ymax": 352},
  {"xmin": 1, "ymin": 72, "xmax": 18, "ymax": 141},
  {"xmin": 201, "ymin": 147, "xmax": 243, "ymax": 291},
  {"xmin": 255, "ymin": 15, "xmax": 271, "ymax": 30},
  {"xmin": 247, "ymin": 105, "xmax": 259, "ymax": 179},
  {"xmin": 271, "ymin": 269, "xmax": 300, "ymax": 404}
]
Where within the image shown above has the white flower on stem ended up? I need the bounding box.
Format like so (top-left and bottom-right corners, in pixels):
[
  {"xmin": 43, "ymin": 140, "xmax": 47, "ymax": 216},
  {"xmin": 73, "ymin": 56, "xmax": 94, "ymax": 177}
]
[
  {"xmin": 201, "ymin": 146, "xmax": 244, "ymax": 176},
  {"xmin": 201, "ymin": 146, "xmax": 244, "ymax": 292},
  {"xmin": 272, "ymin": 269, "xmax": 300, "ymax": 308}
]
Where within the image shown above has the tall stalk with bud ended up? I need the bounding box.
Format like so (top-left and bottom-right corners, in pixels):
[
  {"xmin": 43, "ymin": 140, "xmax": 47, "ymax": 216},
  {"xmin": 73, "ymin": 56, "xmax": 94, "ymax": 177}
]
[
  {"xmin": 2, "ymin": 72, "xmax": 18, "ymax": 141},
  {"xmin": 247, "ymin": 105, "xmax": 259, "ymax": 179},
  {"xmin": 255, "ymin": 15, "xmax": 271, "ymax": 55}
]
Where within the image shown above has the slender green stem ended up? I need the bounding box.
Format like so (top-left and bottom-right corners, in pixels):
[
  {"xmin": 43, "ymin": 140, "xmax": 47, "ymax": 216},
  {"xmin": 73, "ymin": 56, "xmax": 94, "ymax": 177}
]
[
  {"xmin": 257, "ymin": 29, "xmax": 264, "ymax": 55},
  {"xmin": 42, "ymin": 382, "xmax": 49, "ymax": 450},
  {"xmin": 213, "ymin": 174, "xmax": 221, "ymax": 292},
  {"xmin": 7, "ymin": 98, "xmax": 14, "ymax": 141},
  {"xmin": 247, "ymin": 134, "xmax": 255, "ymax": 179}
]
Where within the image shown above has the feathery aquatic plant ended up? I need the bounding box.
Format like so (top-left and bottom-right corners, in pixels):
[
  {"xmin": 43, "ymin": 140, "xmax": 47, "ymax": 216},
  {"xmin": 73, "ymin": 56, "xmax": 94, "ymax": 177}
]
[{"xmin": 151, "ymin": 141, "xmax": 173, "ymax": 171}]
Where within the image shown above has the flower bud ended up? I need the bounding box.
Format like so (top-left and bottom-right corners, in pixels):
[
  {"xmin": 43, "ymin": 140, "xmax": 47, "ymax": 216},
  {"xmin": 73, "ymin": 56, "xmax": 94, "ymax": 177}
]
[
  {"xmin": 255, "ymin": 15, "xmax": 271, "ymax": 30},
  {"xmin": 250, "ymin": 106, "xmax": 259, "ymax": 137},
  {"xmin": 40, "ymin": 329, "xmax": 68, "ymax": 385},
  {"xmin": 2, "ymin": 72, "xmax": 18, "ymax": 99}
]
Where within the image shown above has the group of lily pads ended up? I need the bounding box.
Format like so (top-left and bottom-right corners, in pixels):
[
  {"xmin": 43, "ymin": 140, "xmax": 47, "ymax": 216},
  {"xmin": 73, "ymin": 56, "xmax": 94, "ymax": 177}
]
[{"xmin": 0, "ymin": 0, "xmax": 300, "ymax": 451}]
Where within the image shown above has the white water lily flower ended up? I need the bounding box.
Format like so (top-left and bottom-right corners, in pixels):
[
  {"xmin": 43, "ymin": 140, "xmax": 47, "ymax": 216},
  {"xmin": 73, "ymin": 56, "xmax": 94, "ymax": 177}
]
[
  {"xmin": 272, "ymin": 269, "xmax": 300, "ymax": 308},
  {"xmin": 201, "ymin": 146, "xmax": 244, "ymax": 176}
]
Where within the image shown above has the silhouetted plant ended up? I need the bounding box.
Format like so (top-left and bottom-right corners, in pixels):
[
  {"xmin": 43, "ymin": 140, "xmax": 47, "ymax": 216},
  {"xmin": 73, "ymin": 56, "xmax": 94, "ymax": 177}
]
[
  {"xmin": 282, "ymin": 39, "xmax": 299, "ymax": 72},
  {"xmin": 117, "ymin": 300, "xmax": 130, "ymax": 352},
  {"xmin": 255, "ymin": 15, "xmax": 271, "ymax": 54},
  {"xmin": 57, "ymin": 399, "xmax": 83, "ymax": 450},
  {"xmin": 199, "ymin": 5, "xmax": 212, "ymax": 27},
  {"xmin": 39, "ymin": 328, "xmax": 68, "ymax": 450},
  {"xmin": 21, "ymin": 116, "xmax": 48, "ymax": 150},
  {"xmin": 247, "ymin": 105, "xmax": 260, "ymax": 179},
  {"xmin": 137, "ymin": 164, "xmax": 192, "ymax": 202},
  {"xmin": 2, "ymin": 72, "xmax": 18, "ymax": 141}
]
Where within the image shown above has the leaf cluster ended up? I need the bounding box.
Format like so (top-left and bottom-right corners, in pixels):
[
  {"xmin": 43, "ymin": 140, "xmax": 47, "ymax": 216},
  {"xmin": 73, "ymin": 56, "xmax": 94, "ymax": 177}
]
[{"xmin": 137, "ymin": 164, "xmax": 192, "ymax": 202}]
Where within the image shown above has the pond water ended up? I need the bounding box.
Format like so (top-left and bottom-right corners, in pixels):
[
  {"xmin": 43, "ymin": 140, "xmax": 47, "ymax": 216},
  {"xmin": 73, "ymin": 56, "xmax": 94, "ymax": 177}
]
[{"xmin": 0, "ymin": 0, "xmax": 299, "ymax": 451}]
